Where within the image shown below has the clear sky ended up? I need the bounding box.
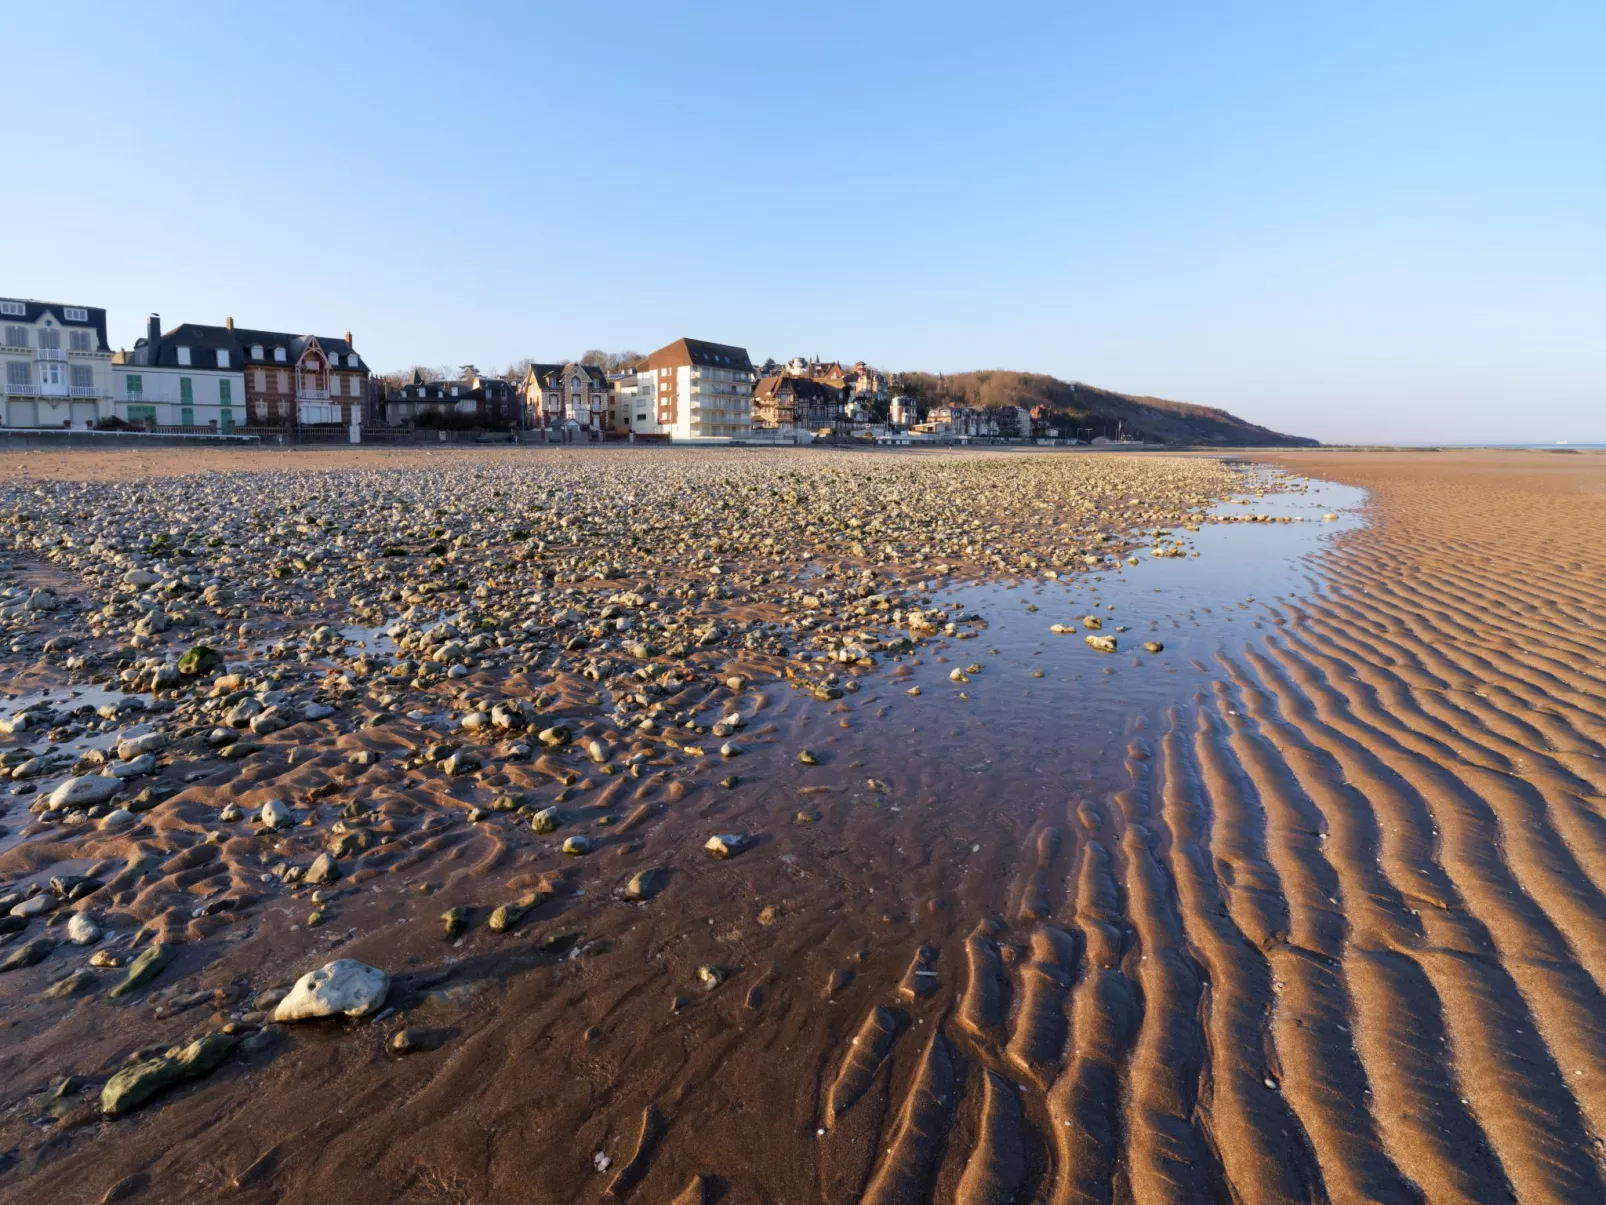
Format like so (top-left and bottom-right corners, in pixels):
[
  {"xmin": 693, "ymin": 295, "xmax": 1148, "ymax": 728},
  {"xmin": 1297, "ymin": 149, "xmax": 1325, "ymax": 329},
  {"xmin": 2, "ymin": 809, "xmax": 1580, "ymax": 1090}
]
[{"xmin": 5, "ymin": 1, "xmax": 1602, "ymax": 444}]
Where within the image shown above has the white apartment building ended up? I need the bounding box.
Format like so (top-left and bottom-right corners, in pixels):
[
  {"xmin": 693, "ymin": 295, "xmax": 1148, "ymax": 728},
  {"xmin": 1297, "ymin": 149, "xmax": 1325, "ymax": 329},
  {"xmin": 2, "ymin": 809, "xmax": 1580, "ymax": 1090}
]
[
  {"xmin": 111, "ymin": 317, "xmax": 246, "ymax": 431},
  {"xmin": 0, "ymin": 298, "xmax": 114, "ymax": 428},
  {"xmin": 643, "ymin": 337, "xmax": 754, "ymax": 440}
]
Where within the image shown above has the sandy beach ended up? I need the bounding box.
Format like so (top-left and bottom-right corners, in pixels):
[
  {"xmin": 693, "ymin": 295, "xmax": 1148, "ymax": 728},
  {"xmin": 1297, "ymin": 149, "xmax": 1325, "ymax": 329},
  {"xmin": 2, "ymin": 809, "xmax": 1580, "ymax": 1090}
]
[{"xmin": 0, "ymin": 447, "xmax": 1603, "ymax": 1204}]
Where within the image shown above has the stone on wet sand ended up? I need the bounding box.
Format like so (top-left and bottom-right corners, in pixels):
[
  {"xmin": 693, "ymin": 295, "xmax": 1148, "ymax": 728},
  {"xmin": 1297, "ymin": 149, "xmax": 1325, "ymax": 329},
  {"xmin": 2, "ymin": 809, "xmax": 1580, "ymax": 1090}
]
[
  {"xmin": 274, "ymin": 959, "xmax": 390, "ymax": 1022},
  {"xmin": 108, "ymin": 943, "xmax": 173, "ymax": 998},
  {"xmin": 705, "ymin": 833, "xmax": 747, "ymax": 859},
  {"xmin": 47, "ymin": 775, "xmax": 122, "ymax": 811},
  {"xmin": 305, "ymin": 853, "xmax": 341, "ymax": 885},
  {"xmin": 530, "ymin": 807, "xmax": 563, "ymax": 834},
  {"xmin": 1085, "ymin": 634, "xmax": 1118, "ymax": 653},
  {"xmin": 390, "ymin": 1027, "xmax": 449, "ymax": 1055},
  {"xmin": 66, "ymin": 912, "xmax": 102, "ymax": 946},
  {"xmin": 260, "ymin": 800, "xmax": 293, "ymax": 830},
  {"xmin": 624, "ymin": 867, "xmax": 669, "ymax": 901},
  {"xmin": 101, "ymin": 1032, "xmax": 236, "ymax": 1116},
  {"xmin": 98, "ymin": 808, "xmax": 137, "ymax": 832},
  {"xmin": 0, "ymin": 937, "xmax": 55, "ymax": 973},
  {"xmin": 561, "ymin": 834, "xmax": 592, "ymax": 857}
]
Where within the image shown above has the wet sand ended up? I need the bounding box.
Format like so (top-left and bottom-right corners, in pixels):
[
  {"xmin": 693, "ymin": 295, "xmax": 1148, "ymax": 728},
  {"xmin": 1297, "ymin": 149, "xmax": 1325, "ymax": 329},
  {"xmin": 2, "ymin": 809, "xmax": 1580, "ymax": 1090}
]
[{"xmin": 1, "ymin": 448, "xmax": 1604, "ymax": 1203}]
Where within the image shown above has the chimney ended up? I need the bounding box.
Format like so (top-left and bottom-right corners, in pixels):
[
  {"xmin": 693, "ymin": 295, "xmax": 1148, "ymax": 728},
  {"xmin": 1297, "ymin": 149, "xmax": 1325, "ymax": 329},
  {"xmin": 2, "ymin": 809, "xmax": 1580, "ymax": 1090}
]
[
  {"xmin": 345, "ymin": 330, "xmax": 353, "ymax": 348},
  {"xmin": 147, "ymin": 314, "xmax": 160, "ymax": 346},
  {"xmin": 225, "ymin": 316, "xmax": 234, "ymax": 330}
]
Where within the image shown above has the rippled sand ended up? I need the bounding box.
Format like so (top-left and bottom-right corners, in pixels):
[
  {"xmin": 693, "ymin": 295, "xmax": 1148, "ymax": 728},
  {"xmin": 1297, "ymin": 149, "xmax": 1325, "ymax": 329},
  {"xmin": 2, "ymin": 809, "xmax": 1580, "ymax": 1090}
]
[{"xmin": 3, "ymin": 448, "xmax": 1604, "ymax": 1204}]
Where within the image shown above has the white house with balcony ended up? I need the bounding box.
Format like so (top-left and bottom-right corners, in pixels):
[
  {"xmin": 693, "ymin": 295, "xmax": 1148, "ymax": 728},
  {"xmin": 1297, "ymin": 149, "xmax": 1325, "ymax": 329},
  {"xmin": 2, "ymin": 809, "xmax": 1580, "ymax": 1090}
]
[
  {"xmin": 112, "ymin": 316, "xmax": 246, "ymax": 431},
  {"xmin": 0, "ymin": 298, "xmax": 114, "ymax": 428},
  {"xmin": 641, "ymin": 337, "xmax": 754, "ymax": 440}
]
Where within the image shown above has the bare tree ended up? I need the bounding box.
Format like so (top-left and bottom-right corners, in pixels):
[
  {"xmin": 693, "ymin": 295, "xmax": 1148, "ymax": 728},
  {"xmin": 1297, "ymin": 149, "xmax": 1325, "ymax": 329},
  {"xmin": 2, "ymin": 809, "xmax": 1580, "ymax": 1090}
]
[{"xmin": 580, "ymin": 349, "xmax": 609, "ymax": 367}]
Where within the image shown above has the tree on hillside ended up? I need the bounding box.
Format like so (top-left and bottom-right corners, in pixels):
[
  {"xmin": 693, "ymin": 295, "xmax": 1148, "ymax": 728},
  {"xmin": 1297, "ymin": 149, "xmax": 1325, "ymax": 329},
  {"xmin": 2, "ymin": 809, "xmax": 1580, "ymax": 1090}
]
[{"xmin": 581, "ymin": 350, "xmax": 646, "ymax": 371}]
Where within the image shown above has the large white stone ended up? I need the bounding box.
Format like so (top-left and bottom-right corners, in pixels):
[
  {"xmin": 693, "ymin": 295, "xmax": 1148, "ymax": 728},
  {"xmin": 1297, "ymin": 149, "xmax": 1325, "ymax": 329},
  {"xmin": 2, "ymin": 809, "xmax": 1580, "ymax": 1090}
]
[
  {"xmin": 260, "ymin": 799, "xmax": 293, "ymax": 829},
  {"xmin": 273, "ymin": 959, "xmax": 389, "ymax": 1022},
  {"xmin": 47, "ymin": 775, "xmax": 122, "ymax": 810}
]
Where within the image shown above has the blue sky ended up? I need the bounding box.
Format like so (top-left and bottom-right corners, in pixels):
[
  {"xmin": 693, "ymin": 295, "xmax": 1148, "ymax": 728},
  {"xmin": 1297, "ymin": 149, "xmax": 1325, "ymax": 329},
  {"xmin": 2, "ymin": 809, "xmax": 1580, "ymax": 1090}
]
[{"xmin": 5, "ymin": 1, "xmax": 1602, "ymax": 443}]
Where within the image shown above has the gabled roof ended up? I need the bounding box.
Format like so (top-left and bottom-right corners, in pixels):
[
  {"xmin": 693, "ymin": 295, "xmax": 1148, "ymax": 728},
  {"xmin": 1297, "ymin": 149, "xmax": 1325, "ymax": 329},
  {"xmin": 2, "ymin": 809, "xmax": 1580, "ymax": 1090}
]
[
  {"xmin": 0, "ymin": 298, "xmax": 109, "ymax": 353},
  {"xmin": 232, "ymin": 326, "xmax": 367, "ymax": 372},
  {"xmin": 530, "ymin": 362, "xmax": 608, "ymax": 388},
  {"xmin": 646, "ymin": 338, "xmax": 752, "ymax": 373},
  {"xmin": 755, "ymin": 374, "xmax": 841, "ymax": 402}
]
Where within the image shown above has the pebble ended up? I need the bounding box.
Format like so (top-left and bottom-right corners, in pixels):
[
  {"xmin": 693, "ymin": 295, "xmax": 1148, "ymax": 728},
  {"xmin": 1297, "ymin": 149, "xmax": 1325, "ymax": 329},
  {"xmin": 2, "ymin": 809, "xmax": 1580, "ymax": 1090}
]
[
  {"xmin": 705, "ymin": 833, "xmax": 747, "ymax": 859},
  {"xmin": 66, "ymin": 912, "xmax": 102, "ymax": 946}
]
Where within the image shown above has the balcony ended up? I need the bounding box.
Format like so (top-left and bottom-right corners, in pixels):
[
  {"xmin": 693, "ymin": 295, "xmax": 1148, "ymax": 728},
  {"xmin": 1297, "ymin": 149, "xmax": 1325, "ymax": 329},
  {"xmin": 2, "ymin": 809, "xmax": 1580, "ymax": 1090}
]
[
  {"xmin": 297, "ymin": 388, "xmax": 331, "ymax": 401},
  {"xmin": 2, "ymin": 382, "xmax": 39, "ymax": 396},
  {"xmin": 69, "ymin": 385, "xmax": 99, "ymax": 398},
  {"xmin": 37, "ymin": 348, "xmax": 65, "ymax": 363}
]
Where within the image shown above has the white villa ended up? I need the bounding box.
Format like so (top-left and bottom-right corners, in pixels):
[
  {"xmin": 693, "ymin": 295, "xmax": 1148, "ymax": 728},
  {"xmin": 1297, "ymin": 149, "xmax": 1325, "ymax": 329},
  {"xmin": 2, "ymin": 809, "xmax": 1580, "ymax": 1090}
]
[
  {"xmin": 0, "ymin": 298, "xmax": 114, "ymax": 428},
  {"xmin": 112, "ymin": 317, "xmax": 246, "ymax": 431}
]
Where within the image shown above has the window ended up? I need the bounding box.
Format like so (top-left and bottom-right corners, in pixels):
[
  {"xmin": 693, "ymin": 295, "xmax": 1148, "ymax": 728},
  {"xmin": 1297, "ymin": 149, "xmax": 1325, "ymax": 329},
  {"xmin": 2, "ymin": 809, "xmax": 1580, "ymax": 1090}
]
[
  {"xmin": 251, "ymin": 344, "xmax": 263, "ymax": 360},
  {"xmin": 217, "ymin": 349, "xmax": 230, "ymax": 368},
  {"xmin": 219, "ymin": 380, "xmax": 232, "ymax": 406},
  {"xmin": 70, "ymin": 364, "xmax": 92, "ymax": 389},
  {"xmin": 277, "ymin": 370, "xmax": 288, "ymax": 391},
  {"xmin": 2, "ymin": 326, "xmax": 25, "ymax": 348},
  {"xmin": 63, "ymin": 307, "xmax": 87, "ymax": 322},
  {"xmin": 124, "ymin": 374, "xmax": 142, "ymax": 397},
  {"xmin": 253, "ymin": 368, "xmax": 264, "ymax": 390},
  {"xmin": 273, "ymin": 347, "xmax": 285, "ymax": 362},
  {"xmin": 348, "ymin": 376, "xmax": 359, "ymax": 396},
  {"xmin": 180, "ymin": 377, "xmax": 193, "ymax": 404},
  {"xmin": 6, "ymin": 362, "xmax": 30, "ymax": 388},
  {"xmin": 0, "ymin": 301, "xmax": 24, "ymax": 317},
  {"xmin": 36, "ymin": 328, "xmax": 60, "ymax": 350},
  {"xmin": 347, "ymin": 353, "xmax": 359, "ymax": 368},
  {"xmin": 176, "ymin": 346, "xmax": 191, "ymax": 366},
  {"xmin": 127, "ymin": 405, "xmax": 157, "ymax": 425},
  {"xmin": 68, "ymin": 330, "xmax": 91, "ymax": 352}
]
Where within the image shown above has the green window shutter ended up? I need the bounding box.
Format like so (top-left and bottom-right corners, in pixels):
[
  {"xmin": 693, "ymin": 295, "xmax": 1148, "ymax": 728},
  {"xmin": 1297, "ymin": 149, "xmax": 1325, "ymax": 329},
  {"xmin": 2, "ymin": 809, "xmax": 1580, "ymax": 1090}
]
[
  {"xmin": 180, "ymin": 377, "xmax": 193, "ymax": 404},
  {"xmin": 126, "ymin": 375, "xmax": 142, "ymax": 396},
  {"xmin": 218, "ymin": 380, "xmax": 231, "ymax": 405}
]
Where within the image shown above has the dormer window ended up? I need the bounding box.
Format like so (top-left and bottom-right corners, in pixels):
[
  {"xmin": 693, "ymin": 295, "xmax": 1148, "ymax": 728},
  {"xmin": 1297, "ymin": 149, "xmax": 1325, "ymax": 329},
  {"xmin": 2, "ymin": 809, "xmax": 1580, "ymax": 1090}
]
[
  {"xmin": 176, "ymin": 346, "xmax": 191, "ymax": 366},
  {"xmin": 273, "ymin": 347, "xmax": 286, "ymax": 362},
  {"xmin": 0, "ymin": 301, "xmax": 24, "ymax": 317},
  {"xmin": 64, "ymin": 307, "xmax": 88, "ymax": 322},
  {"xmin": 347, "ymin": 353, "xmax": 359, "ymax": 368},
  {"xmin": 217, "ymin": 349, "xmax": 230, "ymax": 368},
  {"xmin": 251, "ymin": 344, "xmax": 263, "ymax": 360}
]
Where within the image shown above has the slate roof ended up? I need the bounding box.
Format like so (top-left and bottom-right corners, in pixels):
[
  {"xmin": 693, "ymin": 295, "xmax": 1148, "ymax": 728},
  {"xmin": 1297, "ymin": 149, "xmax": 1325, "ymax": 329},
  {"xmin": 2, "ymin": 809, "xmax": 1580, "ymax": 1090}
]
[
  {"xmin": 0, "ymin": 298, "xmax": 109, "ymax": 353},
  {"xmin": 233, "ymin": 328, "xmax": 367, "ymax": 372},
  {"xmin": 647, "ymin": 338, "xmax": 752, "ymax": 372},
  {"xmin": 123, "ymin": 321, "xmax": 370, "ymax": 374}
]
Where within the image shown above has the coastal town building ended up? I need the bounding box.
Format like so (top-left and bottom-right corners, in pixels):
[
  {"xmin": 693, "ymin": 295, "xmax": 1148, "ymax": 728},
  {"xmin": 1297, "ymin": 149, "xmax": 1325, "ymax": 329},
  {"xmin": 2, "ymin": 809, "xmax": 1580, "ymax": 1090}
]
[
  {"xmin": 889, "ymin": 394, "xmax": 915, "ymax": 427},
  {"xmin": 233, "ymin": 322, "xmax": 368, "ymax": 432},
  {"xmin": 383, "ymin": 371, "xmax": 517, "ymax": 426},
  {"xmin": 752, "ymin": 373, "xmax": 846, "ymax": 431},
  {"xmin": 0, "ymin": 298, "xmax": 113, "ymax": 428},
  {"xmin": 644, "ymin": 338, "xmax": 754, "ymax": 440},
  {"xmin": 519, "ymin": 362, "xmax": 610, "ymax": 438},
  {"xmin": 608, "ymin": 368, "xmax": 657, "ymax": 437},
  {"xmin": 844, "ymin": 361, "xmax": 889, "ymax": 402},
  {"xmin": 112, "ymin": 316, "xmax": 245, "ymax": 431}
]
